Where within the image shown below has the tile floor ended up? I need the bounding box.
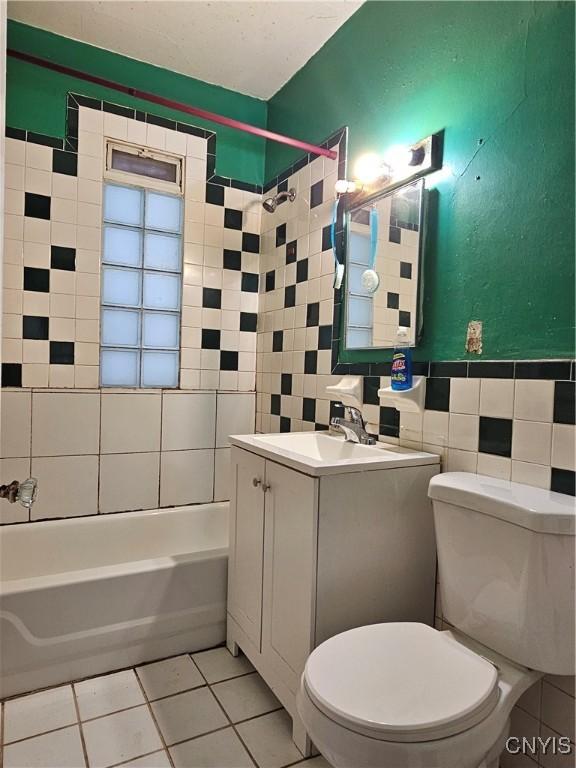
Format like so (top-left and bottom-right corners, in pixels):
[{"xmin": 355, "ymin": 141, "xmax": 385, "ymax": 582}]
[{"xmin": 0, "ymin": 647, "xmax": 332, "ymax": 768}]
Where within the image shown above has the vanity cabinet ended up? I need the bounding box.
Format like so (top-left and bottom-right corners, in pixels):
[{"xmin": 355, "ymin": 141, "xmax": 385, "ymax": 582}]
[{"xmin": 227, "ymin": 441, "xmax": 439, "ymax": 753}]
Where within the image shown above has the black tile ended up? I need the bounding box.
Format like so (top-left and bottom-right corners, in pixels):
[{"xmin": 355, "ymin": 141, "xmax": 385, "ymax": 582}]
[
  {"xmin": 429, "ymin": 362, "xmax": 468, "ymax": 378},
  {"xmin": 51, "ymin": 246, "xmax": 76, "ymax": 271},
  {"xmin": 315, "ymin": 422, "xmax": 329, "ymax": 431},
  {"xmin": 103, "ymin": 102, "xmax": 134, "ymax": 119},
  {"xmin": 27, "ymin": 132, "xmax": 63, "ymax": 149},
  {"xmin": 224, "ymin": 208, "xmax": 243, "ymax": 230},
  {"xmin": 276, "ymin": 223, "xmax": 287, "ymax": 248},
  {"xmin": 49, "ymin": 341, "xmax": 74, "ymax": 365},
  {"xmin": 223, "ymin": 250, "xmax": 241, "ymax": 271},
  {"xmin": 67, "ymin": 108, "xmax": 79, "ymax": 139},
  {"xmin": 281, "ymin": 373, "xmax": 292, "ymax": 395},
  {"xmin": 321, "ymin": 225, "xmax": 332, "ymax": 252},
  {"xmin": 330, "ymin": 401, "xmax": 345, "ymax": 420},
  {"xmin": 206, "ymin": 183, "xmax": 225, "ymax": 206},
  {"xmin": 23, "ymin": 315, "xmax": 49, "ymax": 340},
  {"xmin": 277, "ymin": 179, "xmax": 289, "ymax": 194},
  {"xmin": 1, "ymin": 363, "xmax": 22, "ymax": 387},
  {"xmin": 64, "ymin": 138, "xmax": 78, "ymax": 152},
  {"xmin": 202, "ymin": 288, "xmax": 222, "ymax": 309},
  {"xmin": 206, "ymin": 154, "xmax": 216, "ymax": 178},
  {"xmin": 286, "ymin": 240, "xmax": 297, "ymax": 264},
  {"xmin": 280, "ymin": 416, "xmax": 291, "ymax": 433},
  {"xmin": 24, "ymin": 267, "xmax": 50, "ymax": 293},
  {"xmin": 379, "ymin": 406, "xmax": 400, "ymax": 438},
  {"xmin": 553, "ymin": 381, "xmax": 575, "ymax": 424},
  {"xmin": 302, "ymin": 398, "xmax": 316, "ymax": 422},
  {"xmin": 25, "ymin": 193, "xmax": 51, "ymax": 220},
  {"xmin": 271, "ymin": 394, "xmax": 281, "ymax": 416},
  {"xmin": 389, "ymin": 226, "xmax": 401, "ymax": 244},
  {"xmin": 296, "ymin": 259, "xmax": 308, "ymax": 283},
  {"xmin": 363, "ymin": 376, "xmax": 380, "ymax": 405},
  {"xmin": 348, "ymin": 363, "xmax": 371, "ymax": 375},
  {"xmin": 220, "ymin": 351, "xmax": 239, "ymax": 371},
  {"xmin": 479, "ymin": 417, "xmax": 513, "ymax": 457},
  {"xmin": 551, "ymin": 468, "xmax": 575, "ymax": 496},
  {"xmin": 273, "ymin": 331, "xmax": 283, "ymax": 352},
  {"xmin": 52, "ymin": 150, "xmax": 77, "ymax": 176},
  {"xmin": 5, "ymin": 126, "xmax": 26, "ymax": 140},
  {"xmin": 202, "ymin": 329, "xmax": 221, "ymax": 349},
  {"xmin": 399, "ymin": 310, "xmax": 411, "ymax": 327},
  {"xmin": 306, "ymin": 302, "xmax": 320, "ymax": 327},
  {"xmin": 370, "ymin": 362, "xmax": 392, "ymax": 376},
  {"xmin": 468, "ymin": 361, "xmax": 514, "ymax": 378},
  {"xmin": 135, "ymin": 110, "xmax": 147, "ymax": 122},
  {"xmin": 241, "ymin": 272, "xmax": 259, "ymax": 293},
  {"xmin": 146, "ymin": 113, "xmax": 176, "ymax": 130},
  {"xmin": 425, "ymin": 378, "xmax": 451, "ymax": 411},
  {"xmin": 318, "ymin": 325, "xmax": 332, "ymax": 350},
  {"xmin": 413, "ymin": 361, "xmax": 430, "ymax": 376},
  {"xmin": 305, "ymin": 350, "xmax": 318, "ymax": 374},
  {"xmin": 231, "ymin": 179, "xmax": 262, "ymax": 194},
  {"xmin": 242, "ymin": 232, "xmax": 260, "ymax": 253},
  {"xmin": 265, "ymin": 271, "xmax": 275, "ymax": 292},
  {"xmin": 284, "ymin": 285, "xmax": 296, "ymax": 308},
  {"xmin": 73, "ymin": 94, "xmax": 101, "ymax": 110},
  {"xmin": 310, "ymin": 180, "xmax": 323, "ymax": 208},
  {"xmin": 387, "ymin": 293, "xmax": 399, "ymax": 310},
  {"xmin": 515, "ymin": 361, "xmax": 572, "ymax": 380},
  {"xmin": 207, "ymin": 134, "xmax": 217, "ymax": 155},
  {"xmin": 400, "ymin": 261, "xmax": 412, "ymax": 279},
  {"xmin": 240, "ymin": 312, "xmax": 258, "ymax": 332}
]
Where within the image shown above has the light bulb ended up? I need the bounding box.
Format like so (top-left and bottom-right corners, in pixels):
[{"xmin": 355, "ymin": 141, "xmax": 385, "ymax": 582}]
[
  {"xmin": 383, "ymin": 144, "xmax": 412, "ymax": 174},
  {"xmin": 334, "ymin": 179, "xmax": 360, "ymax": 194},
  {"xmin": 353, "ymin": 153, "xmax": 384, "ymax": 184}
]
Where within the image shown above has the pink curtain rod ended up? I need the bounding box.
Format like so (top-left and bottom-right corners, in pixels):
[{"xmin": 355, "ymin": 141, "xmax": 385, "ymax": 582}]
[{"xmin": 7, "ymin": 49, "xmax": 338, "ymax": 160}]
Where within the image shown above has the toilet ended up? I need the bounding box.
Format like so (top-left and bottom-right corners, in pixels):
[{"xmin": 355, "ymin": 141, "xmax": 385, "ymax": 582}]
[{"xmin": 297, "ymin": 472, "xmax": 575, "ymax": 768}]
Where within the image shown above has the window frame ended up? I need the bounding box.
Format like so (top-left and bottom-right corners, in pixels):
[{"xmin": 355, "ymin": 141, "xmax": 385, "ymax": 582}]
[
  {"xmin": 104, "ymin": 140, "xmax": 184, "ymax": 195},
  {"xmin": 100, "ymin": 180, "xmax": 184, "ymax": 389}
]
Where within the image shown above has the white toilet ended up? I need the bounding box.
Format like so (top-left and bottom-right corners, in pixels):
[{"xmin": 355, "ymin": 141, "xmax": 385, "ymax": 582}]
[{"xmin": 297, "ymin": 472, "xmax": 575, "ymax": 768}]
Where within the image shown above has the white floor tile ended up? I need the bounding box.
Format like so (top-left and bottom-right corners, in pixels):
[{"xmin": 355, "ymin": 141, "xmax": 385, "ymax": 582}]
[
  {"xmin": 82, "ymin": 705, "xmax": 163, "ymax": 768},
  {"xmin": 117, "ymin": 751, "xmax": 172, "ymax": 768},
  {"xmin": 3, "ymin": 725, "xmax": 86, "ymax": 768},
  {"xmin": 75, "ymin": 670, "xmax": 146, "ymax": 720},
  {"xmin": 192, "ymin": 647, "xmax": 254, "ymax": 684},
  {"xmin": 137, "ymin": 655, "xmax": 205, "ymax": 701},
  {"xmin": 235, "ymin": 710, "xmax": 303, "ymax": 768},
  {"xmin": 170, "ymin": 727, "xmax": 253, "ymax": 768},
  {"xmin": 151, "ymin": 687, "xmax": 228, "ymax": 746},
  {"xmin": 212, "ymin": 672, "xmax": 280, "ymax": 723},
  {"xmin": 300, "ymin": 758, "xmax": 333, "ymax": 767},
  {"xmin": 3, "ymin": 685, "xmax": 77, "ymax": 743}
]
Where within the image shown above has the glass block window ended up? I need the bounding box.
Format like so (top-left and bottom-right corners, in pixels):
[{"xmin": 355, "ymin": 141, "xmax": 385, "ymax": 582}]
[{"xmin": 100, "ymin": 183, "xmax": 183, "ymax": 387}]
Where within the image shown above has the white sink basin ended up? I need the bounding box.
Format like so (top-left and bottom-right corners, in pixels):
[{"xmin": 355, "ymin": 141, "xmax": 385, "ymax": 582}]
[{"xmin": 229, "ymin": 431, "xmax": 439, "ymax": 476}]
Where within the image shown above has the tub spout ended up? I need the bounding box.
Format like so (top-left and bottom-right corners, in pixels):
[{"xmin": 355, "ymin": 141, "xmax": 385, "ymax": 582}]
[{"xmin": 0, "ymin": 478, "xmax": 38, "ymax": 508}]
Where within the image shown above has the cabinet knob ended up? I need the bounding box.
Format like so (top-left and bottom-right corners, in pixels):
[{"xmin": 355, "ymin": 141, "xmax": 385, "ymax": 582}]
[
  {"xmin": 262, "ymin": 483, "xmax": 271, "ymax": 492},
  {"xmin": 252, "ymin": 477, "xmax": 262, "ymax": 487}
]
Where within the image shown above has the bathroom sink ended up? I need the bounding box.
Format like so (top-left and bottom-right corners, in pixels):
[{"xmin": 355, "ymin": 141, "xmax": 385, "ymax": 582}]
[{"xmin": 229, "ymin": 431, "xmax": 439, "ymax": 476}]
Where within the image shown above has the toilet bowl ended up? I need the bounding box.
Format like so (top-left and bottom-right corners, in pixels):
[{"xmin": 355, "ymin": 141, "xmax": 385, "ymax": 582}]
[
  {"xmin": 296, "ymin": 622, "xmax": 540, "ymax": 768},
  {"xmin": 297, "ymin": 473, "xmax": 575, "ymax": 768}
]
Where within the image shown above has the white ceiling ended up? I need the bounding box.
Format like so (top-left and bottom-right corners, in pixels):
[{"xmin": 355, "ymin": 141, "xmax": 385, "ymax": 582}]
[{"xmin": 7, "ymin": 0, "xmax": 362, "ymax": 100}]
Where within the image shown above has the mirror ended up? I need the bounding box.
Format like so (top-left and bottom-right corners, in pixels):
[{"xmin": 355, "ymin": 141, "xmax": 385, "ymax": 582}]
[{"xmin": 344, "ymin": 179, "xmax": 424, "ymax": 349}]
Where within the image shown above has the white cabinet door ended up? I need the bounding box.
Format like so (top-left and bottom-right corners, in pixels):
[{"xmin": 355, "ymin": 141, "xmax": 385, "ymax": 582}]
[
  {"xmin": 228, "ymin": 447, "xmax": 266, "ymax": 650},
  {"xmin": 261, "ymin": 460, "xmax": 318, "ymax": 693}
]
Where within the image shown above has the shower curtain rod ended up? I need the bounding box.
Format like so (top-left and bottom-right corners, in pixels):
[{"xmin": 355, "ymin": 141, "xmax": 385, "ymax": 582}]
[{"xmin": 7, "ymin": 49, "xmax": 338, "ymax": 160}]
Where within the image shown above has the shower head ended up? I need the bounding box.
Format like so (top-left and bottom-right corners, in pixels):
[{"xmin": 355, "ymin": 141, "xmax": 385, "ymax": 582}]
[{"xmin": 262, "ymin": 187, "xmax": 296, "ymax": 213}]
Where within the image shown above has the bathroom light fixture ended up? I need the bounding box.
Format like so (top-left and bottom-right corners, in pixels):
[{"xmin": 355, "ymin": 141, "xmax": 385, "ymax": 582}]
[
  {"xmin": 334, "ymin": 179, "xmax": 362, "ymax": 194},
  {"xmin": 353, "ymin": 153, "xmax": 389, "ymax": 185}
]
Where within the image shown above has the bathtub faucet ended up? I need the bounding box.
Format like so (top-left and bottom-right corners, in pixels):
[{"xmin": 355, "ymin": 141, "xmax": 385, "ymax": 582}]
[{"xmin": 0, "ymin": 477, "xmax": 38, "ymax": 508}]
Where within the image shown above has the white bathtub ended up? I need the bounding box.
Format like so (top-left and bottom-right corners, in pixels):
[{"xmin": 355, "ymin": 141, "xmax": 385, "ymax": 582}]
[{"xmin": 0, "ymin": 503, "xmax": 228, "ymax": 698}]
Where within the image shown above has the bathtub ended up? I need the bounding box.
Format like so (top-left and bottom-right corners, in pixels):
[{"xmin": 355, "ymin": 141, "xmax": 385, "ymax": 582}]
[{"xmin": 0, "ymin": 503, "xmax": 228, "ymax": 698}]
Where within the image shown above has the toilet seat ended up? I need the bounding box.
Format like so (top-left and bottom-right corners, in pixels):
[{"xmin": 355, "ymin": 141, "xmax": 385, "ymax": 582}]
[{"xmin": 303, "ymin": 623, "xmax": 500, "ymax": 743}]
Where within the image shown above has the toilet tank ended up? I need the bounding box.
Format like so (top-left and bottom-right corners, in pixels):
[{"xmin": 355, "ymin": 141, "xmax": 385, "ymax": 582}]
[{"xmin": 429, "ymin": 473, "xmax": 575, "ymax": 675}]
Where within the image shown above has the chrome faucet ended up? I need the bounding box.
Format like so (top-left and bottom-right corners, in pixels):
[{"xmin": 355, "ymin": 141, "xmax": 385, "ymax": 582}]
[{"xmin": 330, "ymin": 406, "xmax": 377, "ymax": 445}]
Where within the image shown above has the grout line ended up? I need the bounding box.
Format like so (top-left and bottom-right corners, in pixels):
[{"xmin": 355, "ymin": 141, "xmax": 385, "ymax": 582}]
[
  {"xmin": 133, "ymin": 668, "xmax": 176, "ymax": 768},
  {"xmin": 71, "ymin": 682, "xmax": 90, "ymax": 768},
  {"xmin": 1, "ymin": 700, "xmax": 4, "ymax": 767}
]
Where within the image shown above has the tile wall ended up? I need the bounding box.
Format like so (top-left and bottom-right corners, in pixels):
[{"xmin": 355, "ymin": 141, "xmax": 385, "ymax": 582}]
[{"xmin": 0, "ymin": 388, "xmax": 254, "ymax": 524}]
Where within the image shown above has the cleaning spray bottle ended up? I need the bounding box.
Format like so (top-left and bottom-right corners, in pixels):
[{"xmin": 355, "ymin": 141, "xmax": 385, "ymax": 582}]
[{"xmin": 391, "ymin": 326, "xmax": 413, "ymax": 390}]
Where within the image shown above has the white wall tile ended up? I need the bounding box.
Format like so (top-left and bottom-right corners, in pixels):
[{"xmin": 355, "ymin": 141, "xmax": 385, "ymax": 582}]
[
  {"xmin": 448, "ymin": 413, "xmax": 479, "ymax": 452},
  {"xmin": 479, "ymin": 379, "xmax": 515, "ymax": 419},
  {"xmin": 0, "ymin": 458, "xmax": 31, "ymax": 523},
  {"xmin": 101, "ymin": 393, "xmax": 161, "ymax": 454},
  {"xmin": 477, "ymin": 452, "xmax": 512, "ymax": 481},
  {"xmin": 511, "ymin": 460, "xmax": 551, "ymax": 489},
  {"xmin": 514, "ymin": 380, "xmax": 555, "ymax": 422},
  {"xmin": 216, "ymin": 392, "xmax": 255, "ymax": 447},
  {"xmin": 1, "ymin": 390, "xmax": 31, "ymax": 457},
  {"xmin": 214, "ymin": 447, "xmax": 231, "ymax": 501},
  {"xmin": 162, "ymin": 392, "xmax": 216, "ymax": 451},
  {"xmin": 512, "ymin": 420, "xmax": 552, "ymax": 465},
  {"xmin": 31, "ymin": 455, "xmax": 99, "ymax": 519},
  {"xmin": 32, "ymin": 392, "xmax": 100, "ymax": 456},
  {"xmin": 422, "ymin": 410, "xmax": 449, "ymax": 446},
  {"xmin": 449, "ymin": 378, "xmax": 480, "ymax": 415},
  {"xmin": 551, "ymin": 424, "xmax": 576, "ymax": 471},
  {"xmin": 99, "ymin": 452, "xmax": 160, "ymax": 514},
  {"xmin": 160, "ymin": 449, "xmax": 214, "ymax": 506}
]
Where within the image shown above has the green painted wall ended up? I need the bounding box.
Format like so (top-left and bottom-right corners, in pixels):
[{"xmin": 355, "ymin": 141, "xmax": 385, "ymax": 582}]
[
  {"xmin": 267, "ymin": 1, "xmax": 575, "ymax": 360},
  {"xmin": 6, "ymin": 21, "xmax": 267, "ymax": 185}
]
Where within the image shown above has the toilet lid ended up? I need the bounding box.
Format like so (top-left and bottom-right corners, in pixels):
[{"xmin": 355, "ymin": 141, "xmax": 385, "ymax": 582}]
[{"xmin": 304, "ymin": 623, "xmax": 499, "ymax": 742}]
